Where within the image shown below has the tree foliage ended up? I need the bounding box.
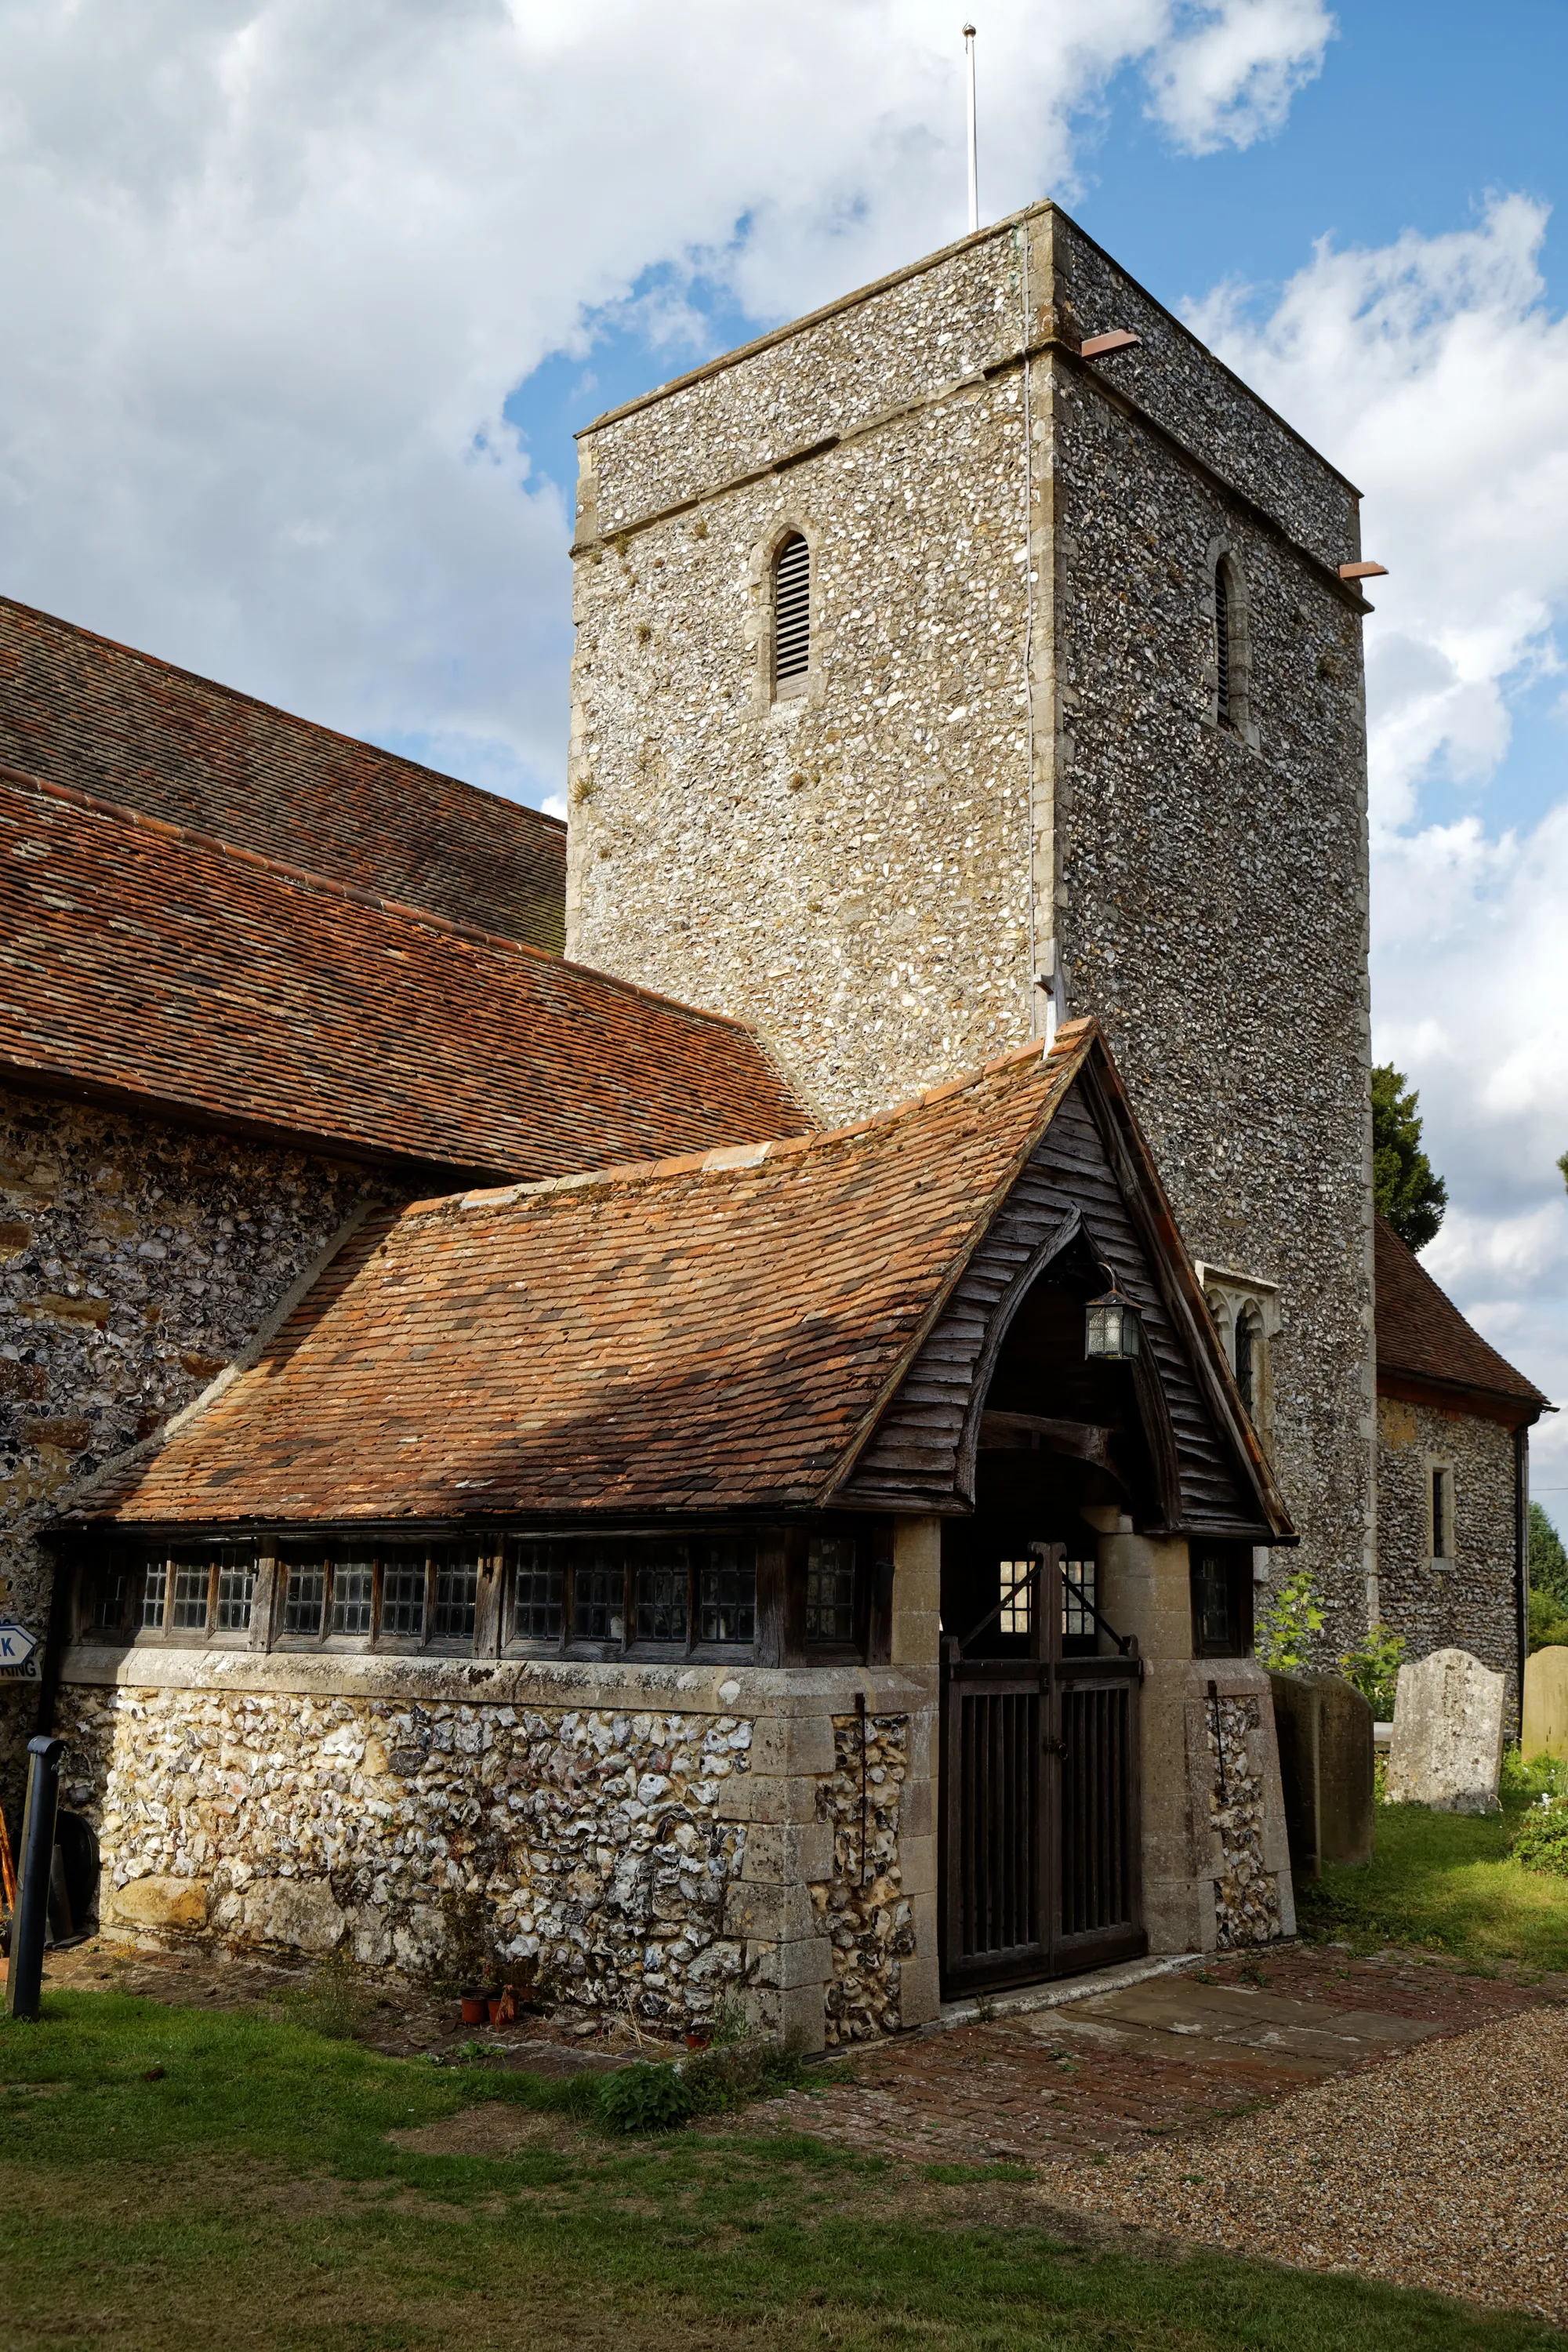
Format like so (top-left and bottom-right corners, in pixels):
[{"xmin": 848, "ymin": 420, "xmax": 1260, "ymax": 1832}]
[
  {"xmin": 1254, "ymin": 1569, "xmax": 1324, "ymax": 1672},
  {"xmin": 1529, "ymin": 1504, "xmax": 1568, "ymax": 1653},
  {"xmin": 1371, "ymin": 1063, "xmax": 1448, "ymax": 1250},
  {"xmin": 1530, "ymin": 1501, "xmax": 1568, "ymax": 1605}
]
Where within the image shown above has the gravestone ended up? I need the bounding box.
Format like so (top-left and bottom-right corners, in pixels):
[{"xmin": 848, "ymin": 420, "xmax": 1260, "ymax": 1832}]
[
  {"xmin": 1269, "ymin": 1673, "xmax": 1374, "ymax": 1876},
  {"xmin": 1523, "ymin": 1646, "xmax": 1568, "ymax": 1763},
  {"xmin": 1386, "ymin": 1648, "xmax": 1504, "ymax": 1814}
]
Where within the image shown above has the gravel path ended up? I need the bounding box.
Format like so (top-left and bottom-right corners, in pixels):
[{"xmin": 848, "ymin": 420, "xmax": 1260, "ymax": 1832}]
[{"xmin": 1040, "ymin": 2003, "xmax": 1568, "ymax": 2325}]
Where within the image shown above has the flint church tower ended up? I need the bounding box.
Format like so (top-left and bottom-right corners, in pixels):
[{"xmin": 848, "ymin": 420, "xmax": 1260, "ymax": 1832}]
[{"xmin": 564, "ymin": 200, "xmax": 1378, "ymax": 1650}]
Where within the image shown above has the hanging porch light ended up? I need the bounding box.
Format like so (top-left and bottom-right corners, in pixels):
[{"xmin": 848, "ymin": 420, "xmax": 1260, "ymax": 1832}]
[{"xmin": 1085, "ymin": 1272, "xmax": 1142, "ymax": 1362}]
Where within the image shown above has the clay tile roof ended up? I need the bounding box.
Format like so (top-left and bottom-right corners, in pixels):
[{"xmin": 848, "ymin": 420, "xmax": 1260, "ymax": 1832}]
[
  {"xmin": 0, "ymin": 769, "xmax": 806, "ymax": 1182},
  {"xmin": 0, "ymin": 596, "xmax": 564, "ymax": 950},
  {"xmin": 80, "ymin": 1028, "xmax": 1098, "ymax": 1529},
  {"xmin": 1375, "ymin": 1217, "xmax": 1549, "ymax": 1417}
]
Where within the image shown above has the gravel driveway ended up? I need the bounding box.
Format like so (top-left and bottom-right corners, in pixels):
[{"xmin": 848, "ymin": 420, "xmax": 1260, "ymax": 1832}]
[{"xmin": 1040, "ymin": 2003, "xmax": 1568, "ymax": 2325}]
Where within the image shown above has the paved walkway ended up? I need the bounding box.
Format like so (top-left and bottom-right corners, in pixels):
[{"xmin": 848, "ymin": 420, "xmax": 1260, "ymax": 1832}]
[{"xmin": 747, "ymin": 1945, "xmax": 1566, "ymax": 2172}]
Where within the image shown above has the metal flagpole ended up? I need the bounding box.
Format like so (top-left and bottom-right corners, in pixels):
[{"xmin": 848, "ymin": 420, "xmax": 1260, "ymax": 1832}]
[{"xmin": 964, "ymin": 24, "xmax": 979, "ymax": 232}]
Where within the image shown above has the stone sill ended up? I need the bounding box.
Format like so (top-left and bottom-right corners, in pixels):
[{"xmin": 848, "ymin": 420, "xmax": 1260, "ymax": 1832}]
[{"xmin": 59, "ymin": 1646, "xmax": 936, "ymax": 1714}]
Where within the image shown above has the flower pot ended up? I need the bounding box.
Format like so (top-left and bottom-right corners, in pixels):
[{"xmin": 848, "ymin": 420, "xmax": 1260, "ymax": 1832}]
[
  {"xmin": 459, "ymin": 1991, "xmax": 489, "ymax": 2027},
  {"xmin": 686, "ymin": 2030, "xmax": 711, "ymax": 2052}
]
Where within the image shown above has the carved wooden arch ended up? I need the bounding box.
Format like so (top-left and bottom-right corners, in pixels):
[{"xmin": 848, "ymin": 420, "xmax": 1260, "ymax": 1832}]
[{"xmin": 951, "ymin": 1207, "xmax": 1182, "ymax": 1530}]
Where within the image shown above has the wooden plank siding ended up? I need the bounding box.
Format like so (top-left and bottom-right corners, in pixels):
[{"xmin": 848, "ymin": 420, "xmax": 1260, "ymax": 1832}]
[{"xmin": 836, "ymin": 1061, "xmax": 1265, "ymax": 1536}]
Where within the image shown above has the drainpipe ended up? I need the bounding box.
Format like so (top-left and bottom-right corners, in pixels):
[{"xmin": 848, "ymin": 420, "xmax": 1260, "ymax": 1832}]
[{"xmin": 1515, "ymin": 1421, "xmax": 1530, "ymax": 1730}]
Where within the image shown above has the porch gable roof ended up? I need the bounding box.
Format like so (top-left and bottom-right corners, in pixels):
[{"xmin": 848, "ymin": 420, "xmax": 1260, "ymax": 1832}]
[{"xmin": 67, "ymin": 1021, "xmax": 1290, "ymax": 1539}]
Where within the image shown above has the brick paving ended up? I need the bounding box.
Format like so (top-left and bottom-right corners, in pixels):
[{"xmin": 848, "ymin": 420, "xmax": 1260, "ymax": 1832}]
[{"xmin": 751, "ymin": 1946, "xmax": 1568, "ymax": 2169}]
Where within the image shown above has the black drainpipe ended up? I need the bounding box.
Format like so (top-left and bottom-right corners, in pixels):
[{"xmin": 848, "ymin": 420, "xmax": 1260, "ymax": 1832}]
[{"xmin": 1515, "ymin": 1422, "xmax": 1530, "ymax": 1730}]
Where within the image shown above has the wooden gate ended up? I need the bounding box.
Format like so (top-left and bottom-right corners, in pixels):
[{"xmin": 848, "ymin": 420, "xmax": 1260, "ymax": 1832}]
[{"xmin": 940, "ymin": 1552, "xmax": 1145, "ymax": 1994}]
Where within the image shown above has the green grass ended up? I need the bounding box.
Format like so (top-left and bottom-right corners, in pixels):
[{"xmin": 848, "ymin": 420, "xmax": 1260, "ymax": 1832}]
[
  {"xmin": 1298, "ymin": 1791, "xmax": 1568, "ymax": 1970},
  {"xmin": 1, "ymin": 1991, "xmax": 1563, "ymax": 2350}
]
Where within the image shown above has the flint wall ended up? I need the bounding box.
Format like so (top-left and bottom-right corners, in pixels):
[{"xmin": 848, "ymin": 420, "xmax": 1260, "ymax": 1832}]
[
  {"xmin": 0, "ymin": 1087, "xmax": 383, "ymax": 1802},
  {"xmin": 1376, "ymin": 1394, "xmax": 1519, "ymax": 1724},
  {"xmin": 56, "ymin": 1651, "xmax": 938, "ymax": 2049}
]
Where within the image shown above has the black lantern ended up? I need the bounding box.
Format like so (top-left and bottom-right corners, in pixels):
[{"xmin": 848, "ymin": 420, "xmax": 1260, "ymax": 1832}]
[{"xmin": 1085, "ymin": 1275, "xmax": 1142, "ymax": 1361}]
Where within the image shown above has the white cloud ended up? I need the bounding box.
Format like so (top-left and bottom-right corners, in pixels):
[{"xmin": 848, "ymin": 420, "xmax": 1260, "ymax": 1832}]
[
  {"xmin": 1145, "ymin": 0, "xmax": 1334, "ymax": 154},
  {"xmin": 1189, "ymin": 199, "xmax": 1568, "ymax": 1523},
  {"xmin": 1187, "ymin": 196, "xmax": 1568, "ymax": 831},
  {"xmin": 0, "ymin": 0, "xmax": 1330, "ymax": 797}
]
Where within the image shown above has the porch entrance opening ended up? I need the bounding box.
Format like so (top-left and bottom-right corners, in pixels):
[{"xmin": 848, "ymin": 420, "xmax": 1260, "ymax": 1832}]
[{"xmin": 938, "ymin": 1268, "xmax": 1151, "ymax": 1997}]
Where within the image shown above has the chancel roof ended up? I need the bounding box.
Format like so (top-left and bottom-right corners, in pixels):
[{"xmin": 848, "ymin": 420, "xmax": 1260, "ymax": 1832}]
[
  {"xmin": 74, "ymin": 1022, "xmax": 1291, "ymax": 1539},
  {"xmin": 0, "ymin": 767, "xmax": 805, "ymax": 1184},
  {"xmin": 0, "ymin": 595, "xmax": 564, "ymax": 950},
  {"xmin": 1374, "ymin": 1218, "xmax": 1549, "ymax": 1423}
]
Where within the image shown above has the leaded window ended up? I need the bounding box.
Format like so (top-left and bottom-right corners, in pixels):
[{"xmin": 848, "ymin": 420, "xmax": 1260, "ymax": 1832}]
[
  {"xmin": 998, "ymin": 1558, "xmax": 1033, "ymax": 1637},
  {"xmin": 806, "ymin": 1534, "xmax": 856, "ymax": 1644},
  {"xmin": 91, "ymin": 1566, "xmax": 129, "ymax": 1635},
  {"xmin": 635, "ymin": 1546, "xmax": 689, "ymax": 1643},
  {"xmin": 512, "ymin": 1546, "xmax": 564, "ymax": 1642},
  {"xmin": 1192, "ymin": 1545, "xmax": 1250, "ymax": 1658},
  {"xmin": 169, "ymin": 1561, "xmax": 209, "ymax": 1632},
  {"xmin": 380, "ymin": 1560, "xmax": 426, "ymax": 1639},
  {"xmin": 1062, "ymin": 1558, "xmax": 1097, "ymax": 1644},
  {"xmin": 699, "ymin": 1538, "xmax": 756, "ymax": 1645},
  {"xmin": 434, "ymin": 1555, "xmax": 480, "ymax": 1642},
  {"xmin": 215, "ymin": 1559, "xmax": 256, "ymax": 1633},
  {"xmin": 573, "ymin": 1555, "xmax": 624, "ymax": 1643},
  {"xmin": 284, "ymin": 1562, "xmax": 326, "ymax": 1638},
  {"xmin": 140, "ymin": 1561, "xmax": 168, "ymax": 1632},
  {"xmin": 330, "ymin": 1562, "xmax": 375, "ymax": 1637}
]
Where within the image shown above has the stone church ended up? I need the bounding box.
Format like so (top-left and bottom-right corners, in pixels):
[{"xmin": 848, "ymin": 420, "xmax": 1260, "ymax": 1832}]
[{"xmin": 0, "ymin": 199, "xmax": 1549, "ymax": 2042}]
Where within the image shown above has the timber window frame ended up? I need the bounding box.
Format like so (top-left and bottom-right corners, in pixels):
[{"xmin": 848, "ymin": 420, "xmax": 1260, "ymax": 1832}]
[
  {"xmin": 1190, "ymin": 1541, "xmax": 1254, "ymax": 1658},
  {"xmin": 83, "ymin": 1541, "xmax": 260, "ymax": 1648},
  {"xmin": 272, "ymin": 1543, "xmax": 492, "ymax": 1653},
  {"xmin": 74, "ymin": 1521, "xmax": 875, "ymax": 1667},
  {"xmin": 503, "ymin": 1533, "xmax": 763, "ymax": 1662}
]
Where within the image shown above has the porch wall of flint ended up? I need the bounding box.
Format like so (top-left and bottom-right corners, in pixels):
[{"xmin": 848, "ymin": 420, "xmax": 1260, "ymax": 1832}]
[
  {"xmin": 54, "ymin": 1518, "xmax": 946, "ymax": 2050},
  {"xmin": 1097, "ymin": 1523, "xmax": 1294, "ymax": 1951}
]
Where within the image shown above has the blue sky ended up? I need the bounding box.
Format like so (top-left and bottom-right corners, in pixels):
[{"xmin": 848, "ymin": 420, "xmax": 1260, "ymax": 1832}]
[
  {"xmin": 500, "ymin": 1, "xmax": 1568, "ymax": 845},
  {"xmin": 0, "ymin": 0, "xmax": 1564, "ymax": 1523}
]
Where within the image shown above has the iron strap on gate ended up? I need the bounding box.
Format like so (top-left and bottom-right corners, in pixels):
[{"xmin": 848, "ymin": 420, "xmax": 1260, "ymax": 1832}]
[{"xmin": 940, "ymin": 1549, "xmax": 1146, "ymax": 1995}]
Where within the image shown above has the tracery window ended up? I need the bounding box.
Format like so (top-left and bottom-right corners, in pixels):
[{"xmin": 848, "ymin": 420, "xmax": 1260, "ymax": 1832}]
[{"xmin": 1234, "ymin": 1304, "xmax": 1263, "ymax": 1423}]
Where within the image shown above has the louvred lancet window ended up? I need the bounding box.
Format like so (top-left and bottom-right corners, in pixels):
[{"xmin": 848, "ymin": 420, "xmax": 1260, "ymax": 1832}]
[{"xmin": 774, "ymin": 532, "xmax": 811, "ymax": 695}]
